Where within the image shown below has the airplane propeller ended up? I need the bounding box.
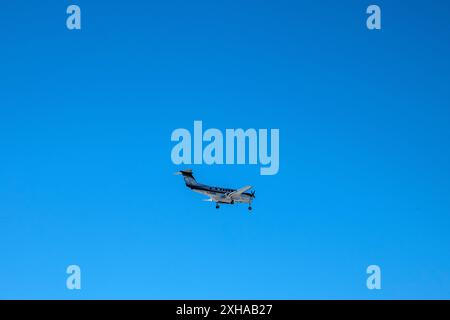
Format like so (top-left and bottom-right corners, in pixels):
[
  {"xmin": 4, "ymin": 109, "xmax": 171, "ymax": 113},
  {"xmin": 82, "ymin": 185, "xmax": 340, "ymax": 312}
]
[{"xmin": 251, "ymin": 191, "xmax": 256, "ymax": 198}]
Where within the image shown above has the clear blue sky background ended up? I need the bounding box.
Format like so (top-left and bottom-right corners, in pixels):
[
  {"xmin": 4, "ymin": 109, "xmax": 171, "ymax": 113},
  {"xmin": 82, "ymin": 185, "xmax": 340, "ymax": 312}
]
[{"xmin": 1, "ymin": 1, "xmax": 449, "ymax": 299}]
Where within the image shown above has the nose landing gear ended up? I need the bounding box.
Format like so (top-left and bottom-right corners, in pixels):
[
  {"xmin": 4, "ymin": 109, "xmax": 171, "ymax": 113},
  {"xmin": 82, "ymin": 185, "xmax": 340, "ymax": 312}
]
[{"xmin": 216, "ymin": 204, "xmax": 220, "ymax": 209}]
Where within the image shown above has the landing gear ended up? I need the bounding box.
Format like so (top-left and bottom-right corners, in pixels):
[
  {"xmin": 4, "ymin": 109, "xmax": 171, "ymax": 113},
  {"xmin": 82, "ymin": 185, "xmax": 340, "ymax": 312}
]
[
  {"xmin": 248, "ymin": 206, "xmax": 252, "ymax": 211},
  {"xmin": 216, "ymin": 204, "xmax": 220, "ymax": 209}
]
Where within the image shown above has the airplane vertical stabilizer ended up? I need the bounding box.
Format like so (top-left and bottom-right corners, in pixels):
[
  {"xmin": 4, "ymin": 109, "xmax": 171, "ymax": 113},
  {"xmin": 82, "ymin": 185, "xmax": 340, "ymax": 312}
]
[{"xmin": 175, "ymin": 169, "xmax": 198, "ymax": 187}]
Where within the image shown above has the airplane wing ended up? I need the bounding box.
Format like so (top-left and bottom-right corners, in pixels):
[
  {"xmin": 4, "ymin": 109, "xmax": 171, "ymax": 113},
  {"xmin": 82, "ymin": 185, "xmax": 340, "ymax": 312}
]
[{"xmin": 226, "ymin": 185, "xmax": 252, "ymax": 199}]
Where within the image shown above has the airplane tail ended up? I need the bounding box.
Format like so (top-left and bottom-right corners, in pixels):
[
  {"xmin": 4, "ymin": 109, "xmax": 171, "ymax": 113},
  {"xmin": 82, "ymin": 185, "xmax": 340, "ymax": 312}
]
[{"xmin": 174, "ymin": 169, "xmax": 198, "ymax": 187}]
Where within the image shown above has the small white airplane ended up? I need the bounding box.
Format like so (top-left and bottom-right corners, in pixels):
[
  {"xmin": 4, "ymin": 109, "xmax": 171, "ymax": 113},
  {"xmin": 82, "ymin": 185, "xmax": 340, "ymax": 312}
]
[{"xmin": 175, "ymin": 169, "xmax": 255, "ymax": 210}]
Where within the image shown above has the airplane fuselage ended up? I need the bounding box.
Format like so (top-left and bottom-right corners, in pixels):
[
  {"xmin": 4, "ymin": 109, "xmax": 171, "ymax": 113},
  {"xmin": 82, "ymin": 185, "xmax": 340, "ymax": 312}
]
[
  {"xmin": 176, "ymin": 169, "xmax": 255, "ymax": 209},
  {"xmin": 188, "ymin": 183, "xmax": 254, "ymax": 204}
]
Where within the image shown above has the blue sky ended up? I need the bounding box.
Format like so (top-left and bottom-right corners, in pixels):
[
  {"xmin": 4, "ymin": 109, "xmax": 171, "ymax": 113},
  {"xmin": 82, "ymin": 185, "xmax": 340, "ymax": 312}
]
[{"xmin": 1, "ymin": 1, "xmax": 450, "ymax": 299}]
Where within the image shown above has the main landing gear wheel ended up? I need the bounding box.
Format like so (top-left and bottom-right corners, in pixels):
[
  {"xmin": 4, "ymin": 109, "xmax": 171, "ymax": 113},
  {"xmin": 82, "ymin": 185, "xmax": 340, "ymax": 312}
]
[
  {"xmin": 216, "ymin": 204, "xmax": 220, "ymax": 209},
  {"xmin": 248, "ymin": 206, "xmax": 252, "ymax": 211}
]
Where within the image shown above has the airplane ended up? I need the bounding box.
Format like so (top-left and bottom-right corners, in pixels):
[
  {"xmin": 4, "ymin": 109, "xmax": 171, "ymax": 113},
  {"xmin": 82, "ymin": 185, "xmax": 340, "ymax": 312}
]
[{"xmin": 175, "ymin": 169, "xmax": 255, "ymax": 210}]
